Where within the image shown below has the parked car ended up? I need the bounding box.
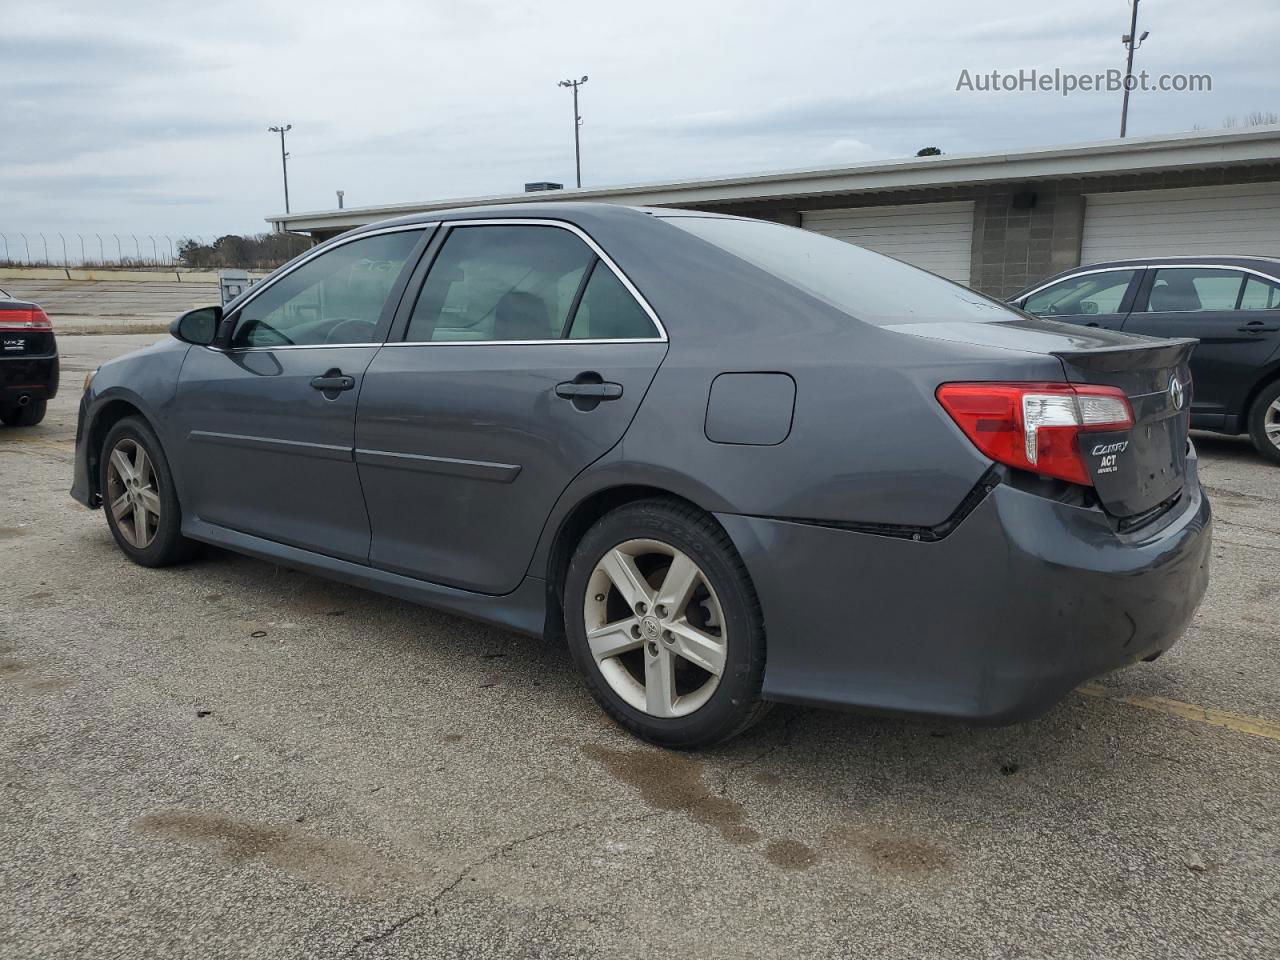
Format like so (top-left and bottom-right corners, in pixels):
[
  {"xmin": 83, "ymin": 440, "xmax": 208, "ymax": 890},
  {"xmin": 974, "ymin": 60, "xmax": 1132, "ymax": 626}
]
[
  {"xmin": 0, "ymin": 287, "xmax": 58, "ymax": 426},
  {"xmin": 1011, "ymin": 256, "xmax": 1280, "ymax": 464},
  {"xmin": 70, "ymin": 205, "xmax": 1211, "ymax": 747}
]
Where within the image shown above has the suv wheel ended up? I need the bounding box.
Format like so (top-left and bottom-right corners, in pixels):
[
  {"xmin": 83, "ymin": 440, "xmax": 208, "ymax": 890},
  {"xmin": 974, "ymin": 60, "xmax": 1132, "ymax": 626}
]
[
  {"xmin": 100, "ymin": 416, "xmax": 199, "ymax": 567},
  {"xmin": 564, "ymin": 498, "xmax": 769, "ymax": 748},
  {"xmin": 1247, "ymin": 380, "xmax": 1280, "ymax": 466}
]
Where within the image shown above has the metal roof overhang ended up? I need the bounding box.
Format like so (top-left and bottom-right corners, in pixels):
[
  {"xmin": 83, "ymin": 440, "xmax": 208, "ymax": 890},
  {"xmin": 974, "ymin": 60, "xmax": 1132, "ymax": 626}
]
[{"xmin": 267, "ymin": 126, "xmax": 1280, "ymax": 235}]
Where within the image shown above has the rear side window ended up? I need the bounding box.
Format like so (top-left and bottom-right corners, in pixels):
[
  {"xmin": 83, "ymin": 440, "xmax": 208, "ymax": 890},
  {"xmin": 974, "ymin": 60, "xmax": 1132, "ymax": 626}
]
[
  {"xmin": 1023, "ymin": 270, "xmax": 1137, "ymax": 317},
  {"xmin": 233, "ymin": 231, "xmax": 421, "ymax": 347},
  {"xmin": 662, "ymin": 215, "xmax": 1014, "ymax": 324},
  {"xmin": 407, "ymin": 225, "xmax": 593, "ymax": 342},
  {"xmin": 1143, "ymin": 268, "xmax": 1245, "ymax": 312},
  {"xmin": 566, "ymin": 264, "xmax": 658, "ymax": 340},
  {"xmin": 1240, "ymin": 275, "xmax": 1280, "ymax": 310}
]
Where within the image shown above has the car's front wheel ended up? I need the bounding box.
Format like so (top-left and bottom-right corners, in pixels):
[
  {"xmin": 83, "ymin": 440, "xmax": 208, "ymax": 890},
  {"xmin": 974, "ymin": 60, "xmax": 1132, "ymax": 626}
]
[
  {"xmin": 100, "ymin": 416, "xmax": 199, "ymax": 567},
  {"xmin": 0, "ymin": 398, "xmax": 47, "ymax": 427},
  {"xmin": 1247, "ymin": 379, "xmax": 1280, "ymax": 466},
  {"xmin": 564, "ymin": 498, "xmax": 768, "ymax": 748}
]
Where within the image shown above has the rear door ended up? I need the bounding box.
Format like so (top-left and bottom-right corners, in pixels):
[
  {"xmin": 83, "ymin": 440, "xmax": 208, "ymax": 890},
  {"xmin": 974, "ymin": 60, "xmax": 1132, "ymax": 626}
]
[
  {"xmin": 173, "ymin": 227, "xmax": 428, "ymax": 561},
  {"xmin": 1121, "ymin": 266, "xmax": 1280, "ymax": 428},
  {"xmin": 355, "ymin": 220, "xmax": 667, "ymax": 594},
  {"xmin": 1017, "ymin": 268, "xmax": 1143, "ymax": 331}
]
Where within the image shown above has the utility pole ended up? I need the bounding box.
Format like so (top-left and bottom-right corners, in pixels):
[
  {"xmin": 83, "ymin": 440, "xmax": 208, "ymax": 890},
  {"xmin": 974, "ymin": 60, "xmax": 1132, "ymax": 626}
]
[
  {"xmin": 268, "ymin": 124, "xmax": 293, "ymax": 212},
  {"xmin": 1119, "ymin": 1, "xmax": 1149, "ymax": 138},
  {"xmin": 557, "ymin": 76, "xmax": 588, "ymax": 187}
]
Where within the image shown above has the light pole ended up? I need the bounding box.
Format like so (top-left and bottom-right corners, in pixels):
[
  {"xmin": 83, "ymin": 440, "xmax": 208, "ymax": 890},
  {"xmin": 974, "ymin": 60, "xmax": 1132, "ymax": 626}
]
[
  {"xmin": 557, "ymin": 75, "xmax": 588, "ymax": 188},
  {"xmin": 268, "ymin": 124, "xmax": 293, "ymax": 213},
  {"xmin": 1119, "ymin": 1, "xmax": 1149, "ymax": 138}
]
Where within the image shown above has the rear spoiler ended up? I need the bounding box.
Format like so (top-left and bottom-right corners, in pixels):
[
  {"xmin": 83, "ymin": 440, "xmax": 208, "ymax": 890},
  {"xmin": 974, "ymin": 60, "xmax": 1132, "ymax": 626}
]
[{"xmin": 1051, "ymin": 337, "xmax": 1197, "ymax": 374}]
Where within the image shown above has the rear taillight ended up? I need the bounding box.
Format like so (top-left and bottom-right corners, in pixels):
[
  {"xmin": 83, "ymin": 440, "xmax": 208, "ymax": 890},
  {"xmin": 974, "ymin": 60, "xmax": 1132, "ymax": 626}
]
[
  {"xmin": 936, "ymin": 382, "xmax": 1133, "ymax": 486},
  {"xmin": 0, "ymin": 306, "xmax": 52, "ymax": 331}
]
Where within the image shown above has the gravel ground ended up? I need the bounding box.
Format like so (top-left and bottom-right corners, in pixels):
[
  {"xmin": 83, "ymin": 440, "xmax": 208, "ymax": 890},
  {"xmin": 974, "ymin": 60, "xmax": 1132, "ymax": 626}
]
[{"xmin": 2, "ymin": 334, "xmax": 1277, "ymax": 959}]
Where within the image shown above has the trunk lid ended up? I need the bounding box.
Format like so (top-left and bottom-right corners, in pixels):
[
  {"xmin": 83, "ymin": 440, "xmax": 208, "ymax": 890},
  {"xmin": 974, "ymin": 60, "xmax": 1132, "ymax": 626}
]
[
  {"xmin": 891, "ymin": 315, "xmax": 1195, "ymax": 518},
  {"xmin": 0, "ymin": 300, "xmax": 55, "ymax": 358},
  {"xmin": 1054, "ymin": 337, "xmax": 1195, "ymax": 519}
]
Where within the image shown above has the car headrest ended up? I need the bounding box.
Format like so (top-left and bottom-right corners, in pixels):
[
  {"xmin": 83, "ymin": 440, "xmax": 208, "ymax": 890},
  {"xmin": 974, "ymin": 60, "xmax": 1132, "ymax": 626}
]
[
  {"xmin": 494, "ymin": 291, "xmax": 552, "ymax": 341},
  {"xmin": 1149, "ymin": 282, "xmax": 1201, "ymax": 312}
]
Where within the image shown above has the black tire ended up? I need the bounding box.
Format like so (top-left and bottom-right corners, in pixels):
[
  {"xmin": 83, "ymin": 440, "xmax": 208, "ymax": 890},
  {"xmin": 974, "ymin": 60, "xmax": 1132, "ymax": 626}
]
[
  {"xmin": 99, "ymin": 416, "xmax": 199, "ymax": 567},
  {"xmin": 1246, "ymin": 379, "xmax": 1280, "ymax": 466},
  {"xmin": 564, "ymin": 497, "xmax": 769, "ymax": 749},
  {"xmin": 0, "ymin": 398, "xmax": 47, "ymax": 426}
]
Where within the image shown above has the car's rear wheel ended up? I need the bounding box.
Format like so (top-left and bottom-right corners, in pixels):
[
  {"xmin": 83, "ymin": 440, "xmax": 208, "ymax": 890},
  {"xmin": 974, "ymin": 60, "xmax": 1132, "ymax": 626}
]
[
  {"xmin": 0, "ymin": 398, "xmax": 47, "ymax": 427},
  {"xmin": 564, "ymin": 498, "xmax": 768, "ymax": 748},
  {"xmin": 100, "ymin": 417, "xmax": 198, "ymax": 567},
  {"xmin": 1246, "ymin": 380, "xmax": 1280, "ymax": 466}
]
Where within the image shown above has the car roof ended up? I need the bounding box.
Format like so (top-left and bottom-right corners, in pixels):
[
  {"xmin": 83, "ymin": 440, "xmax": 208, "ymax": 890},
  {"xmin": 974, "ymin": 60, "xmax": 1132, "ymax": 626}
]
[
  {"xmin": 347, "ymin": 201, "xmax": 740, "ymax": 235},
  {"xmin": 1065, "ymin": 254, "xmax": 1280, "ymax": 271}
]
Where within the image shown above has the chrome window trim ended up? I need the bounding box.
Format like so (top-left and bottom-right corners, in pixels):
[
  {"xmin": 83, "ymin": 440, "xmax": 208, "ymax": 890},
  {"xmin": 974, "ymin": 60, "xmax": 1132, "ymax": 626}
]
[
  {"xmin": 1020, "ymin": 263, "xmax": 1280, "ymax": 305},
  {"xmin": 1017, "ymin": 267, "xmax": 1142, "ymax": 305},
  {"xmin": 394, "ymin": 217, "xmax": 668, "ymax": 346},
  {"xmin": 217, "ymin": 223, "xmax": 436, "ymax": 352}
]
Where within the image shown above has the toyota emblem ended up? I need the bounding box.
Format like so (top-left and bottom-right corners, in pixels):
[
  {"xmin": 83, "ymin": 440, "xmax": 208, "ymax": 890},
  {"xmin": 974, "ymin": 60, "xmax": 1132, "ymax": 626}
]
[{"xmin": 1169, "ymin": 376, "xmax": 1185, "ymax": 411}]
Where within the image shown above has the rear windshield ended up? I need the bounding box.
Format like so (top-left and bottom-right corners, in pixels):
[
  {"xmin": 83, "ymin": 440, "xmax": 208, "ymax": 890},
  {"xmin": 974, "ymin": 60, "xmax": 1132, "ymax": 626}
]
[{"xmin": 662, "ymin": 215, "xmax": 1015, "ymax": 325}]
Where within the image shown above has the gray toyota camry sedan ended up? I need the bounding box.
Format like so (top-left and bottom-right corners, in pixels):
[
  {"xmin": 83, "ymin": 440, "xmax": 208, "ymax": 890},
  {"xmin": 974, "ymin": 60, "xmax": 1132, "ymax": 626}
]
[{"xmin": 71, "ymin": 203, "xmax": 1211, "ymax": 747}]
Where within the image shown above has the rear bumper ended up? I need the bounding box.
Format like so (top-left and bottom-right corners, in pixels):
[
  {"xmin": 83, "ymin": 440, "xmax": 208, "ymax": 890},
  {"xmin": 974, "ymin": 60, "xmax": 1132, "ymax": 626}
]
[
  {"xmin": 0, "ymin": 354, "xmax": 59, "ymax": 401},
  {"xmin": 717, "ymin": 457, "xmax": 1211, "ymax": 723}
]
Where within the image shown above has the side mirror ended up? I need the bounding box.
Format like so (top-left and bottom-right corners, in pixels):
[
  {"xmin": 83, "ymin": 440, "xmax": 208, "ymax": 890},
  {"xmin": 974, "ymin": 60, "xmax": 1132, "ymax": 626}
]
[{"xmin": 170, "ymin": 306, "xmax": 222, "ymax": 346}]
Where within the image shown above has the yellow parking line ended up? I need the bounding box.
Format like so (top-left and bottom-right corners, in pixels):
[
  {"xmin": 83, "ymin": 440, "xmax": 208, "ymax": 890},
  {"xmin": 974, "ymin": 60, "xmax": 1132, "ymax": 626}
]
[{"xmin": 1077, "ymin": 684, "xmax": 1280, "ymax": 741}]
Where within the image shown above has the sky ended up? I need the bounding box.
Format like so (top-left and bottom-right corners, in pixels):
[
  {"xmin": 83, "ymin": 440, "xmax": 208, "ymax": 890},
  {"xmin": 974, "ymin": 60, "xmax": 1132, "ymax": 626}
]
[{"xmin": 1, "ymin": 0, "xmax": 1278, "ymax": 248}]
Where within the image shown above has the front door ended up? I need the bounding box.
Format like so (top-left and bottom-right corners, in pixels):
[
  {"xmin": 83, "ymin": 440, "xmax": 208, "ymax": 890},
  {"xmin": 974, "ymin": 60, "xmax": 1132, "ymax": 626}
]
[
  {"xmin": 1017, "ymin": 267, "xmax": 1143, "ymax": 331},
  {"xmin": 356, "ymin": 222, "xmax": 667, "ymax": 594},
  {"xmin": 172, "ymin": 228, "xmax": 427, "ymax": 561},
  {"xmin": 1122, "ymin": 266, "xmax": 1280, "ymax": 428}
]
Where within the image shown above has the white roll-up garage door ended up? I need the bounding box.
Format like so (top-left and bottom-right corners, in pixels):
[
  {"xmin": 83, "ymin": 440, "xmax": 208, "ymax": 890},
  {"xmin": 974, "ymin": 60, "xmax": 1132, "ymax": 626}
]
[
  {"xmin": 1081, "ymin": 182, "xmax": 1280, "ymax": 262},
  {"xmin": 801, "ymin": 201, "xmax": 974, "ymax": 284}
]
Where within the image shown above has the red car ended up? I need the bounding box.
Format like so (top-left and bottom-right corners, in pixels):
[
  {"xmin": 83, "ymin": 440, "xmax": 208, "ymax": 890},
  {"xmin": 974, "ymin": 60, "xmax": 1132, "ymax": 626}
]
[{"xmin": 0, "ymin": 288, "xmax": 58, "ymax": 427}]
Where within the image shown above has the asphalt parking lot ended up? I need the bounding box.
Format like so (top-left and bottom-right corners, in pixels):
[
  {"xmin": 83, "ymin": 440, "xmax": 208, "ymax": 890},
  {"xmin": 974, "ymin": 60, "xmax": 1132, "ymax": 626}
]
[{"xmin": 2, "ymin": 334, "xmax": 1278, "ymax": 959}]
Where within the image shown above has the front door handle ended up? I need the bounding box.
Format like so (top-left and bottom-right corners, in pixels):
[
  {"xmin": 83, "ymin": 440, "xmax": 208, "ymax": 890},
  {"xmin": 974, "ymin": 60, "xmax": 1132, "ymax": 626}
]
[
  {"xmin": 1237, "ymin": 321, "xmax": 1280, "ymax": 333},
  {"xmin": 311, "ymin": 370, "xmax": 355, "ymax": 393},
  {"xmin": 555, "ymin": 382, "xmax": 623, "ymax": 400}
]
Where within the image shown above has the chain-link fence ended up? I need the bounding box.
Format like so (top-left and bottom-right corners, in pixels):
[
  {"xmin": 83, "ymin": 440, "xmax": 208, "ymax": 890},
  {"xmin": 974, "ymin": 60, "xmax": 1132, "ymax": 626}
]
[{"xmin": 0, "ymin": 232, "xmax": 311, "ymax": 270}]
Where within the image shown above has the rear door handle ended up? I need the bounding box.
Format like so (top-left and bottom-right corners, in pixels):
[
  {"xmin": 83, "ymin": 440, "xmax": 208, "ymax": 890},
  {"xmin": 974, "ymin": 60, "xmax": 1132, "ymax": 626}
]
[
  {"xmin": 1237, "ymin": 321, "xmax": 1280, "ymax": 333},
  {"xmin": 310, "ymin": 373, "xmax": 355, "ymax": 392},
  {"xmin": 555, "ymin": 382, "xmax": 623, "ymax": 400}
]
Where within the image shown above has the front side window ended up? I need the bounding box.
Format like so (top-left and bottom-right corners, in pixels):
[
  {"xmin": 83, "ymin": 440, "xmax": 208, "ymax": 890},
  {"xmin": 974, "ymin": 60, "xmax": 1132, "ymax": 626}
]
[
  {"xmin": 407, "ymin": 226, "xmax": 596, "ymax": 342},
  {"xmin": 233, "ymin": 231, "xmax": 422, "ymax": 347},
  {"xmin": 1022, "ymin": 271, "xmax": 1137, "ymax": 317},
  {"xmin": 1143, "ymin": 268, "xmax": 1245, "ymax": 313},
  {"xmin": 1239, "ymin": 275, "xmax": 1280, "ymax": 310}
]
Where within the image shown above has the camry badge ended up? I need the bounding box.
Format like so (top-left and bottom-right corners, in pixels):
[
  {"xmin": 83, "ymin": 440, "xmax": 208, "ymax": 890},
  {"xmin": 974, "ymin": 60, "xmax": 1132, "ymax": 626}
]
[{"xmin": 1169, "ymin": 376, "xmax": 1185, "ymax": 411}]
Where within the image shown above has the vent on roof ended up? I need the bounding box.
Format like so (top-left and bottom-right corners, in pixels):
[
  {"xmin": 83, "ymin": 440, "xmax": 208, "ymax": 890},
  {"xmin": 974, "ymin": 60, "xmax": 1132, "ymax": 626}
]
[{"xmin": 524, "ymin": 181, "xmax": 564, "ymax": 192}]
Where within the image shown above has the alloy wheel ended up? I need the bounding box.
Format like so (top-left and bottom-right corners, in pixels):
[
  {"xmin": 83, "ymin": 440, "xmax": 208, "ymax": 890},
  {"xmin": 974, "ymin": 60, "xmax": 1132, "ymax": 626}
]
[
  {"xmin": 105, "ymin": 438, "xmax": 161, "ymax": 549},
  {"xmin": 583, "ymin": 538, "xmax": 727, "ymax": 718},
  {"xmin": 1266, "ymin": 398, "xmax": 1280, "ymax": 451}
]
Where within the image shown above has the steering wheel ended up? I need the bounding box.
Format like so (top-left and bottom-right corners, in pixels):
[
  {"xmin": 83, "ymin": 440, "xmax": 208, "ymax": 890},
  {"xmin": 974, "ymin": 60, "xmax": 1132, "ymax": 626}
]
[{"xmin": 325, "ymin": 317, "xmax": 378, "ymax": 345}]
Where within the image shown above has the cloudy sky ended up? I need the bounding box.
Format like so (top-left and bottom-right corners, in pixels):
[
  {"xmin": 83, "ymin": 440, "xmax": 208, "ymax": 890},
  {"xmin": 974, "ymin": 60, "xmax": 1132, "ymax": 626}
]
[{"xmin": 3, "ymin": 0, "xmax": 1277, "ymax": 246}]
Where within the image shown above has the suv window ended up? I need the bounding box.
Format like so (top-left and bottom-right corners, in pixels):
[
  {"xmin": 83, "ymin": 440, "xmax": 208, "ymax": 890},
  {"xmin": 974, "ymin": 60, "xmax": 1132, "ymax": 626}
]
[
  {"xmin": 1022, "ymin": 271, "xmax": 1137, "ymax": 317},
  {"xmin": 566, "ymin": 263, "xmax": 658, "ymax": 340},
  {"xmin": 407, "ymin": 225, "xmax": 595, "ymax": 342},
  {"xmin": 233, "ymin": 231, "xmax": 421, "ymax": 347},
  {"xmin": 1240, "ymin": 275, "xmax": 1280, "ymax": 310},
  {"xmin": 1143, "ymin": 268, "xmax": 1245, "ymax": 313}
]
